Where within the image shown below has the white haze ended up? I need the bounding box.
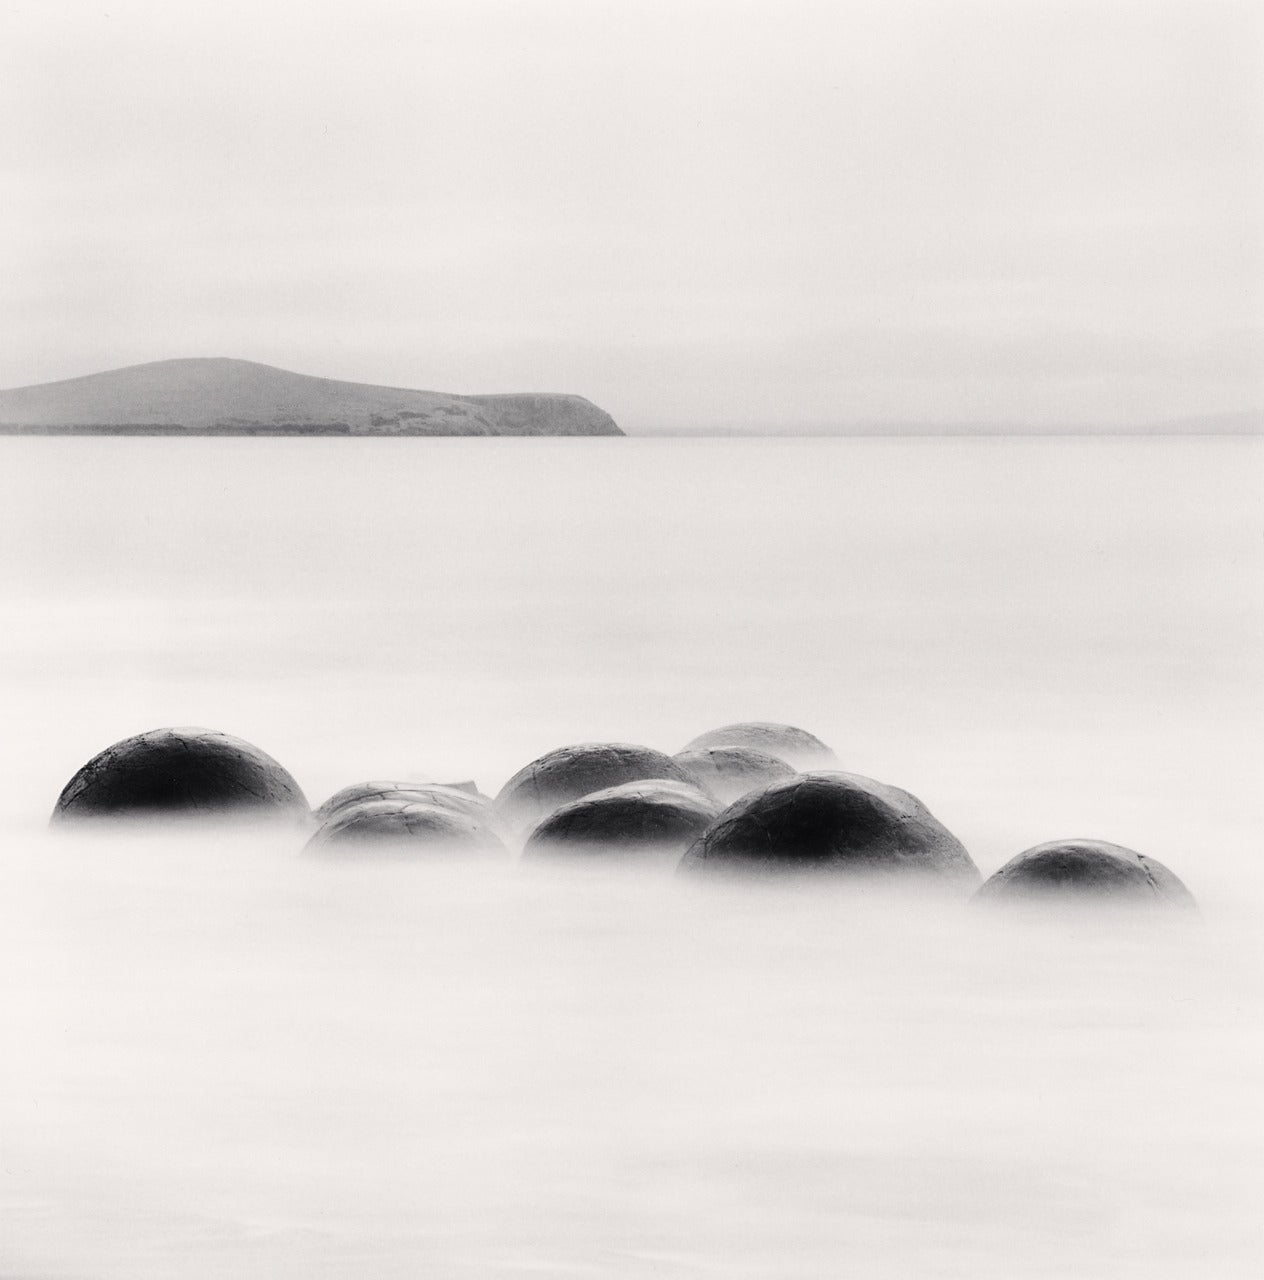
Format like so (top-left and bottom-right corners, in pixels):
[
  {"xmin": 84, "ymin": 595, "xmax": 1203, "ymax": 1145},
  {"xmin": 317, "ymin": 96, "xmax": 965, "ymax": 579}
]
[
  {"xmin": 0, "ymin": 0, "xmax": 1260, "ymax": 431},
  {"xmin": 0, "ymin": 436, "xmax": 1261, "ymax": 1276},
  {"xmin": 1, "ymin": 837, "xmax": 1256, "ymax": 1280}
]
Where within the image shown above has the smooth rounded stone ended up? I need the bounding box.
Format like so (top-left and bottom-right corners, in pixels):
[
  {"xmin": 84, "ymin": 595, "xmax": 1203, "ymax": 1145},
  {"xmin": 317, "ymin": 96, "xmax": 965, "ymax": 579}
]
[
  {"xmin": 680, "ymin": 722, "xmax": 837, "ymax": 769},
  {"xmin": 522, "ymin": 780, "xmax": 722, "ymax": 860},
  {"xmin": 973, "ymin": 840, "xmax": 1196, "ymax": 908},
  {"xmin": 304, "ymin": 799, "xmax": 508, "ymax": 857},
  {"xmin": 495, "ymin": 742, "xmax": 696, "ymax": 834},
  {"xmin": 673, "ymin": 746, "xmax": 797, "ymax": 805},
  {"xmin": 314, "ymin": 780, "xmax": 493, "ymax": 826},
  {"xmin": 51, "ymin": 726, "xmax": 309, "ymax": 824},
  {"xmin": 679, "ymin": 771, "xmax": 980, "ymax": 885}
]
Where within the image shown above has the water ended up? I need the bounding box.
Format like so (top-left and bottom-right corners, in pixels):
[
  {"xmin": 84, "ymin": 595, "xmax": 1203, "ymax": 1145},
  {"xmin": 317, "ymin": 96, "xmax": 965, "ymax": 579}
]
[{"xmin": 0, "ymin": 437, "xmax": 1261, "ymax": 1277}]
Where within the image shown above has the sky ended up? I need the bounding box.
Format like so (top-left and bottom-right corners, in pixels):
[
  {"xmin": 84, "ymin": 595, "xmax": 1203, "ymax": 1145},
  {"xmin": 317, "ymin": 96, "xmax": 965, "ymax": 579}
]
[{"xmin": 0, "ymin": 0, "xmax": 1260, "ymax": 432}]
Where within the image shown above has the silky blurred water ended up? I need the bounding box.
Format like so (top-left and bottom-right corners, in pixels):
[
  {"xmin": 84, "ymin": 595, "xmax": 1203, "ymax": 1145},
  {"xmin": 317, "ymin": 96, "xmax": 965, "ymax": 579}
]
[{"xmin": 0, "ymin": 437, "xmax": 1261, "ymax": 1277}]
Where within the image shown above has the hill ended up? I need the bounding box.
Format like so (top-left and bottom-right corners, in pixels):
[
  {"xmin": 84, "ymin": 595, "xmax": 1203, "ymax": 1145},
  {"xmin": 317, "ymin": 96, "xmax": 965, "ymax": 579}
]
[{"xmin": 0, "ymin": 358, "xmax": 622, "ymax": 437}]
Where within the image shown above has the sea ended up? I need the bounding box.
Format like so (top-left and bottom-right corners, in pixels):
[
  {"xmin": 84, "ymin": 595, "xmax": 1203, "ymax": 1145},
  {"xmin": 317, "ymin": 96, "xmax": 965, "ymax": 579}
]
[{"xmin": 0, "ymin": 435, "xmax": 1260, "ymax": 1278}]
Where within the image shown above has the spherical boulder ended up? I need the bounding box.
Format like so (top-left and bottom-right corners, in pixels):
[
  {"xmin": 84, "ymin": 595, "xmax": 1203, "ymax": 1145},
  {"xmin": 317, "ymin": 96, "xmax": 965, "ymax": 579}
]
[
  {"xmin": 674, "ymin": 745, "xmax": 796, "ymax": 805},
  {"xmin": 680, "ymin": 722, "xmax": 837, "ymax": 769},
  {"xmin": 679, "ymin": 771, "xmax": 979, "ymax": 885},
  {"xmin": 51, "ymin": 726, "xmax": 309, "ymax": 824},
  {"xmin": 973, "ymin": 839, "xmax": 1196, "ymax": 908},
  {"xmin": 522, "ymin": 780, "xmax": 721, "ymax": 860},
  {"xmin": 304, "ymin": 799, "xmax": 508, "ymax": 857},
  {"xmin": 314, "ymin": 780, "xmax": 496, "ymax": 827},
  {"xmin": 495, "ymin": 742, "xmax": 696, "ymax": 834}
]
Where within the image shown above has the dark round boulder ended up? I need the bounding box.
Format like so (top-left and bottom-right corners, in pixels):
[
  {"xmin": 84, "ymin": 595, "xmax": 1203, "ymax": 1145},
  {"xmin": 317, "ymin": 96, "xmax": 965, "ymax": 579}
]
[
  {"xmin": 522, "ymin": 780, "xmax": 722, "ymax": 860},
  {"xmin": 973, "ymin": 839, "xmax": 1196, "ymax": 908},
  {"xmin": 314, "ymin": 780, "xmax": 495, "ymax": 827},
  {"xmin": 495, "ymin": 742, "xmax": 696, "ymax": 834},
  {"xmin": 680, "ymin": 722, "xmax": 837, "ymax": 769},
  {"xmin": 51, "ymin": 726, "xmax": 309, "ymax": 824},
  {"xmin": 304, "ymin": 799, "xmax": 508, "ymax": 857},
  {"xmin": 679, "ymin": 771, "xmax": 979, "ymax": 885},
  {"xmin": 674, "ymin": 746, "xmax": 797, "ymax": 805}
]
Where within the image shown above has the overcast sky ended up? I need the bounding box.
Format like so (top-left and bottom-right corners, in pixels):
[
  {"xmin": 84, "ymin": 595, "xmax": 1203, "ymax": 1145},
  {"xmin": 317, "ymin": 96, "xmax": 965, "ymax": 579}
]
[{"xmin": 1, "ymin": 0, "xmax": 1259, "ymax": 431}]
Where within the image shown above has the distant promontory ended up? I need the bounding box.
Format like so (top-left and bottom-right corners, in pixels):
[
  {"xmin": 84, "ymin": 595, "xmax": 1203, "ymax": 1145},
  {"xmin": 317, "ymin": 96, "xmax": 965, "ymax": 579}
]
[{"xmin": 0, "ymin": 358, "xmax": 622, "ymax": 437}]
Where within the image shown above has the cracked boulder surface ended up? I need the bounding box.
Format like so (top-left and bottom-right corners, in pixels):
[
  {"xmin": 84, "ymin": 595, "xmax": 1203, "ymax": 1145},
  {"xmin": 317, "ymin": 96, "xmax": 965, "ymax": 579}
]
[
  {"xmin": 679, "ymin": 771, "xmax": 980, "ymax": 885},
  {"xmin": 51, "ymin": 727, "xmax": 309, "ymax": 823},
  {"xmin": 673, "ymin": 746, "xmax": 797, "ymax": 806},
  {"xmin": 314, "ymin": 780, "xmax": 432, "ymax": 823},
  {"xmin": 522, "ymin": 780, "xmax": 722, "ymax": 860},
  {"xmin": 313, "ymin": 780, "xmax": 497, "ymax": 831},
  {"xmin": 680, "ymin": 722, "xmax": 838, "ymax": 769},
  {"xmin": 973, "ymin": 840, "xmax": 1196, "ymax": 908},
  {"xmin": 495, "ymin": 743, "xmax": 696, "ymax": 835},
  {"xmin": 304, "ymin": 799, "xmax": 509, "ymax": 856}
]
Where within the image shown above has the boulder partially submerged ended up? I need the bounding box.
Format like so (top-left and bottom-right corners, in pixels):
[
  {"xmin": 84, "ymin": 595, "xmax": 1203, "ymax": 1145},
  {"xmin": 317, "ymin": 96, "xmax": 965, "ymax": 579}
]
[
  {"xmin": 973, "ymin": 839, "xmax": 1196, "ymax": 908},
  {"xmin": 523, "ymin": 780, "xmax": 721, "ymax": 861},
  {"xmin": 314, "ymin": 780, "xmax": 495, "ymax": 827},
  {"xmin": 680, "ymin": 722, "xmax": 837, "ymax": 769},
  {"xmin": 679, "ymin": 771, "xmax": 979, "ymax": 885},
  {"xmin": 674, "ymin": 745, "xmax": 796, "ymax": 805},
  {"xmin": 51, "ymin": 727, "xmax": 309, "ymax": 824},
  {"xmin": 495, "ymin": 742, "xmax": 695, "ymax": 834},
  {"xmin": 304, "ymin": 799, "xmax": 508, "ymax": 857},
  {"xmin": 314, "ymin": 780, "xmax": 428, "ymax": 823}
]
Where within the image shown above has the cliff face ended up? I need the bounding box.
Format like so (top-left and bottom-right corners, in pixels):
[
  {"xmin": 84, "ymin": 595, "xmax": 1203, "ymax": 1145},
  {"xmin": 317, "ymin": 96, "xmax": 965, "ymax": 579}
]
[
  {"xmin": 460, "ymin": 393, "xmax": 620, "ymax": 437},
  {"xmin": 0, "ymin": 358, "xmax": 622, "ymax": 437}
]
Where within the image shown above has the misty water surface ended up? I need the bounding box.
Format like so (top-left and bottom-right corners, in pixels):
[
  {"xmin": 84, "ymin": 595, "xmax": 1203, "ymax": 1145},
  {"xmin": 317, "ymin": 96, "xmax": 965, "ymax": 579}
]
[{"xmin": 0, "ymin": 437, "xmax": 1260, "ymax": 1278}]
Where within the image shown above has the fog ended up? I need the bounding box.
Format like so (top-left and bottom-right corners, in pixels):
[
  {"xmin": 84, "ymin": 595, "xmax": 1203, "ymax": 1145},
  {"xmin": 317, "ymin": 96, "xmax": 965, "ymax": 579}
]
[
  {"xmin": 1, "ymin": 1, "xmax": 1259, "ymax": 430},
  {"xmin": 0, "ymin": 829, "xmax": 1256, "ymax": 1279},
  {"xmin": 3, "ymin": 4, "xmax": 1260, "ymax": 1272},
  {"xmin": 0, "ymin": 435, "xmax": 1260, "ymax": 1275}
]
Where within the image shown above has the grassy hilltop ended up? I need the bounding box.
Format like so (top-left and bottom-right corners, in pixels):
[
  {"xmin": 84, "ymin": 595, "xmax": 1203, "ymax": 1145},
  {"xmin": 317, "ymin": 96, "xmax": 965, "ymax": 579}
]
[{"xmin": 0, "ymin": 358, "xmax": 622, "ymax": 437}]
